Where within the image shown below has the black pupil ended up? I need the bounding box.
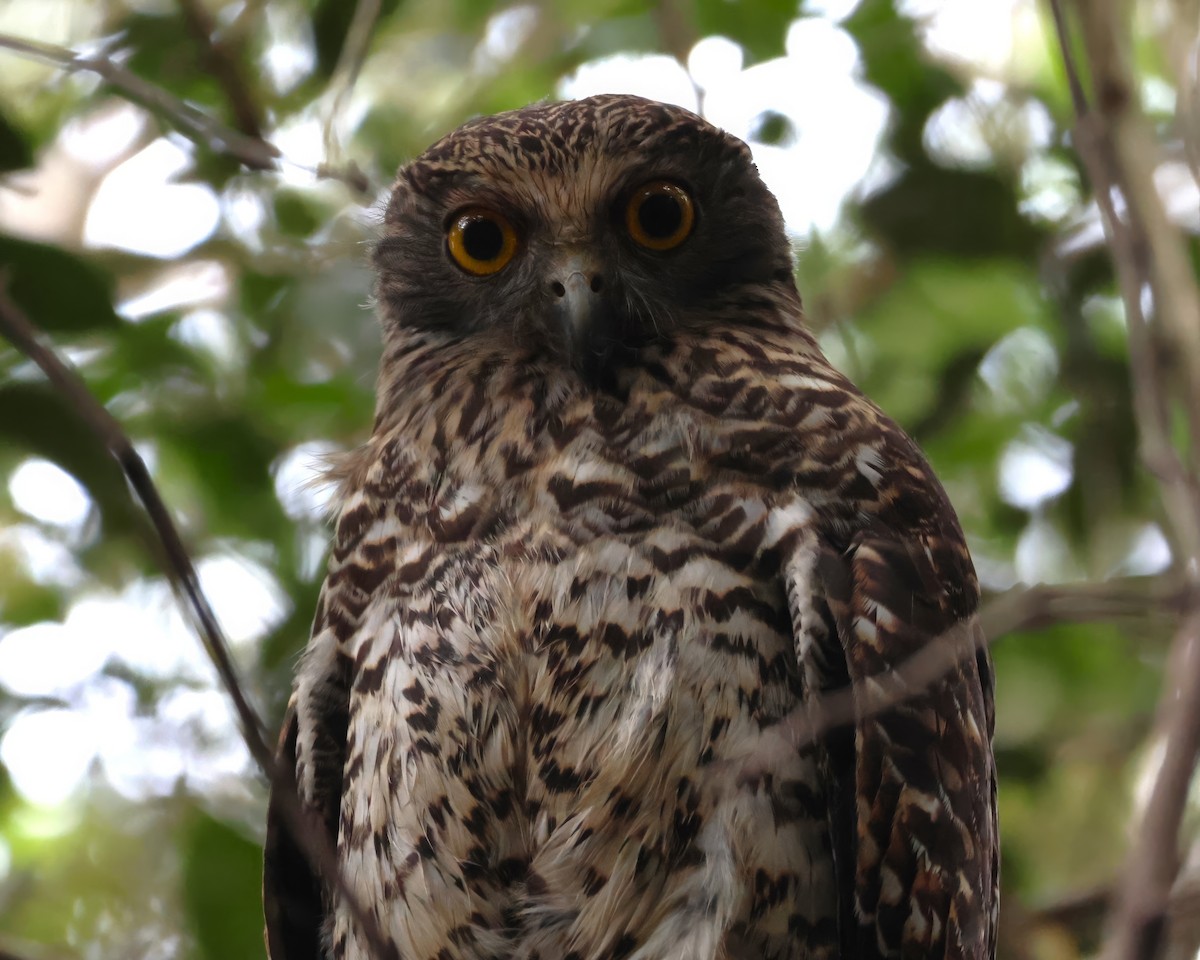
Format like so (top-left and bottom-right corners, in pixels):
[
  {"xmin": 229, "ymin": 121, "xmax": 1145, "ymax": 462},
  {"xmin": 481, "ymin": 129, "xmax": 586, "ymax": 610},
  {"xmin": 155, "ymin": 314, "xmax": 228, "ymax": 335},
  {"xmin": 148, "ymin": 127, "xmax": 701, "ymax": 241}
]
[
  {"xmin": 462, "ymin": 217, "xmax": 504, "ymax": 261},
  {"xmin": 638, "ymin": 193, "xmax": 682, "ymax": 238}
]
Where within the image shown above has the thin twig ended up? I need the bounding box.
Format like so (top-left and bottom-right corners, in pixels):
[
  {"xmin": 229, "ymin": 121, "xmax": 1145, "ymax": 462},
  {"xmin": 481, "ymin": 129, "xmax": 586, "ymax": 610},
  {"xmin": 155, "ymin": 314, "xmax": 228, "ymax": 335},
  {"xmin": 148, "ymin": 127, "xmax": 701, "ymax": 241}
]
[
  {"xmin": 981, "ymin": 577, "xmax": 1187, "ymax": 636},
  {"xmin": 1052, "ymin": 8, "xmax": 1200, "ymax": 568},
  {"xmin": 0, "ymin": 274, "xmax": 270, "ymax": 765},
  {"xmin": 1049, "ymin": 0, "xmax": 1090, "ymax": 115},
  {"xmin": 760, "ymin": 576, "xmax": 1184, "ymax": 760},
  {"xmin": 177, "ymin": 0, "xmax": 264, "ymax": 141},
  {"xmin": 0, "ymin": 274, "xmax": 388, "ymax": 959},
  {"xmin": 1030, "ymin": 883, "xmax": 1110, "ymax": 937},
  {"xmin": 1075, "ymin": 1, "xmax": 1200, "ymax": 477},
  {"xmin": 765, "ymin": 617, "xmax": 983, "ymax": 758},
  {"xmin": 0, "ymin": 32, "xmax": 278, "ymax": 170},
  {"xmin": 1049, "ymin": 2, "xmax": 1200, "ymax": 958},
  {"xmin": 1109, "ymin": 612, "xmax": 1200, "ymax": 960},
  {"xmin": 322, "ymin": 0, "xmax": 382, "ymax": 164},
  {"xmin": 0, "ymin": 32, "xmax": 372, "ymax": 195}
]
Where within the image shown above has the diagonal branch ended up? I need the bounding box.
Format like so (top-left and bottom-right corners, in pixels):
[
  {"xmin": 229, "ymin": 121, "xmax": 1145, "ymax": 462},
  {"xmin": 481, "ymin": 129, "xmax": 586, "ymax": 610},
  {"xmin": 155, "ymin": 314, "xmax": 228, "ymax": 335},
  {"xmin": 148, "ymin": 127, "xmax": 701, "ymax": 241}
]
[
  {"xmin": 1115, "ymin": 612, "xmax": 1200, "ymax": 959},
  {"xmin": 0, "ymin": 274, "xmax": 269, "ymax": 763},
  {"xmin": 0, "ymin": 32, "xmax": 371, "ymax": 195},
  {"xmin": 321, "ymin": 0, "xmax": 382, "ymax": 164},
  {"xmin": 1049, "ymin": 2, "xmax": 1200, "ymax": 958},
  {"xmin": 740, "ymin": 576, "xmax": 1187, "ymax": 775},
  {"xmin": 0, "ymin": 32, "xmax": 278, "ymax": 171},
  {"xmin": 0, "ymin": 274, "xmax": 387, "ymax": 959},
  {"xmin": 177, "ymin": 0, "xmax": 265, "ymax": 141}
]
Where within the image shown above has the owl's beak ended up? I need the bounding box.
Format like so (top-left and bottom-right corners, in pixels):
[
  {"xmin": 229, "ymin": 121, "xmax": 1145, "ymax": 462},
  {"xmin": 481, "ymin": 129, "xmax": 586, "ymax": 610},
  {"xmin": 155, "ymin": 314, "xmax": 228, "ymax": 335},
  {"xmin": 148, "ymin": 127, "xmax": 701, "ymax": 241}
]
[{"xmin": 548, "ymin": 255, "xmax": 613, "ymax": 383}]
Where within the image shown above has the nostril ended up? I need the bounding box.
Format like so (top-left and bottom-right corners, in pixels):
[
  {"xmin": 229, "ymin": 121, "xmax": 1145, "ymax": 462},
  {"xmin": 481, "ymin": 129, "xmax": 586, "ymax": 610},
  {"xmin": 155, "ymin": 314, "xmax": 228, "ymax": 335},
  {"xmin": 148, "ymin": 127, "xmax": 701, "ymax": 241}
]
[
  {"xmin": 550, "ymin": 281, "xmax": 566, "ymax": 298},
  {"xmin": 590, "ymin": 275, "xmax": 604, "ymax": 293}
]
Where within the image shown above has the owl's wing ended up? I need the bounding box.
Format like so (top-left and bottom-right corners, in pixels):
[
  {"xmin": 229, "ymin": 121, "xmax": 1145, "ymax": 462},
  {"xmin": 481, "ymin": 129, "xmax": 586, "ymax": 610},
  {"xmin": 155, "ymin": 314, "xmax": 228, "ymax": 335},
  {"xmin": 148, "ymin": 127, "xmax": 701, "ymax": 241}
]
[
  {"xmin": 804, "ymin": 521, "xmax": 998, "ymax": 959},
  {"xmin": 263, "ymin": 586, "xmax": 352, "ymax": 960},
  {"xmin": 263, "ymin": 709, "xmax": 321, "ymax": 960}
]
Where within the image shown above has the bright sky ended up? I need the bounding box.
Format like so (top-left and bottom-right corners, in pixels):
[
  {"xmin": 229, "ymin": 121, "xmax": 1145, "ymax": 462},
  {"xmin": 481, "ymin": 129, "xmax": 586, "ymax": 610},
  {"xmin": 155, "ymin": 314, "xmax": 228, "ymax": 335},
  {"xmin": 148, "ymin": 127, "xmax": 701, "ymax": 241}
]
[{"xmin": 4, "ymin": 0, "xmax": 1142, "ymax": 819}]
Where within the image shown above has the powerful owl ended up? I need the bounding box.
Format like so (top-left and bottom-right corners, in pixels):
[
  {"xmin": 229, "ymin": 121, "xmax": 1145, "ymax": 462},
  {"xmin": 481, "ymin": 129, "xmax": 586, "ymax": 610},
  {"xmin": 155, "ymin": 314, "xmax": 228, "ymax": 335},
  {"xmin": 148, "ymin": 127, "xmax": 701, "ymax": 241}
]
[{"xmin": 263, "ymin": 95, "xmax": 998, "ymax": 960}]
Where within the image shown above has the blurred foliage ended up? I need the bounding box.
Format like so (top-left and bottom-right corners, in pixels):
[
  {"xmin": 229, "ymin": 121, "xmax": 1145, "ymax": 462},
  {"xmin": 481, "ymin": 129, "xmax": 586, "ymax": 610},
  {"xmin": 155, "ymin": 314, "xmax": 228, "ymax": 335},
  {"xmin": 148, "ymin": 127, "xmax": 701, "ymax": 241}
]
[{"xmin": 0, "ymin": 0, "xmax": 1195, "ymax": 958}]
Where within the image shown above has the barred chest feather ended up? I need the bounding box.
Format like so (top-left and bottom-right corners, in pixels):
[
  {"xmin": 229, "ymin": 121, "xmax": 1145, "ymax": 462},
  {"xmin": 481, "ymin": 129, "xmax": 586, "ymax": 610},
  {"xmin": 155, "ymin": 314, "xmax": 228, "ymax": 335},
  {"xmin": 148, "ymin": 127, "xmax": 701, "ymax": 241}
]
[{"xmin": 301, "ymin": 326, "xmax": 868, "ymax": 960}]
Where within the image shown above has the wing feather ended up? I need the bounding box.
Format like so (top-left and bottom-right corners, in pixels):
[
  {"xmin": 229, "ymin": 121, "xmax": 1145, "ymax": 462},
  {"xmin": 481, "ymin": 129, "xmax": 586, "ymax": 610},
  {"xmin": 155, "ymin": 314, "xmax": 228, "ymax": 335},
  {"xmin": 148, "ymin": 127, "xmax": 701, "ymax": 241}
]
[
  {"xmin": 263, "ymin": 618, "xmax": 353, "ymax": 960},
  {"xmin": 264, "ymin": 711, "xmax": 324, "ymax": 960},
  {"xmin": 800, "ymin": 521, "xmax": 998, "ymax": 959}
]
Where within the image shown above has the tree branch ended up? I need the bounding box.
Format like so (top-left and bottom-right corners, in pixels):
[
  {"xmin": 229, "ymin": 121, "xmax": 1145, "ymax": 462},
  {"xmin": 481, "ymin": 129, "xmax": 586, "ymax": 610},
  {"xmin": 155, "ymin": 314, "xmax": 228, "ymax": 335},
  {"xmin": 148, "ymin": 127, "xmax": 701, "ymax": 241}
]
[
  {"xmin": 321, "ymin": 0, "xmax": 381, "ymax": 165},
  {"xmin": 0, "ymin": 32, "xmax": 278, "ymax": 171},
  {"xmin": 0, "ymin": 274, "xmax": 387, "ymax": 959},
  {"xmin": 733, "ymin": 577, "xmax": 1185, "ymax": 778},
  {"xmin": 1050, "ymin": 2, "xmax": 1200, "ymax": 958},
  {"xmin": 177, "ymin": 0, "xmax": 265, "ymax": 141},
  {"xmin": 1106, "ymin": 611, "xmax": 1200, "ymax": 960},
  {"xmin": 1054, "ymin": 13, "xmax": 1200, "ymax": 564},
  {"xmin": 981, "ymin": 576, "xmax": 1186, "ymax": 636},
  {"xmin": 0, "ymin": 32, "xmax": 371, "ymax": 195}
]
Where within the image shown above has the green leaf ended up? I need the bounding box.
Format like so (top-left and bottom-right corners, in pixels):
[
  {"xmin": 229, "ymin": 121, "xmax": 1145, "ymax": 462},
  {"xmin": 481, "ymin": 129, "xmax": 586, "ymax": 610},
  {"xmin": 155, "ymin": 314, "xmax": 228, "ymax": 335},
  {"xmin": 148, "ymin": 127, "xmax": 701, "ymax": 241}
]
[
  {"xmin": 0, "ymin": 235, "xmax": 121, "ymax": 332},
  {"xmin": 0, "ymin": 108, "xmax": 33, "ymax": 173},
  {"xmin": 114, "ymin": 11, "xmax": 267, "ymax": 185},
  {"xmin": 842, "ymin": 0, "xmax": 961, "ymax": 160},
  {"xmin": 0, "ymin": 557, "xmax": 65, "ymax": 626},
  {"xmin": 120, "ymin": 13, "xmax": 237, "ymax": 122},
  {"xmin": 182, "ymin": 811, "xmax": 265, "ymax": 960},
  {"xmin": 273, "ymin": 191, "xmax": 324, "ymax": 238},
  {"xmin": 694, "ymin": 0, "xmax": 798, "ymax": 64},
  {"xmin": 157, "ymin": 413, "xmax": 289, "ymax": 541},
  {"xmin": 861, "ymin": 165, "xmax": 1045, "ymax": 261},
  {"xmin": 748, "ymin": 109, "xmax": 796, "ymax": 146},
  {"xmin": 852, "ymin": 259, "xmax": 1050, "ymax": 424}
]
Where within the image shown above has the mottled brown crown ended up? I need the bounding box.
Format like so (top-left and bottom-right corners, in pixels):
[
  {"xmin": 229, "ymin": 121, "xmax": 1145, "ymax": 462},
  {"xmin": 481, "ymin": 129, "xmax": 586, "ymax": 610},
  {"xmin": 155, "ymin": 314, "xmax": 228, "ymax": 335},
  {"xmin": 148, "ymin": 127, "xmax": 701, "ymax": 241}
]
[{"xmin": 391, "ymin": 95, "xmax": 750, "ymax": 198}]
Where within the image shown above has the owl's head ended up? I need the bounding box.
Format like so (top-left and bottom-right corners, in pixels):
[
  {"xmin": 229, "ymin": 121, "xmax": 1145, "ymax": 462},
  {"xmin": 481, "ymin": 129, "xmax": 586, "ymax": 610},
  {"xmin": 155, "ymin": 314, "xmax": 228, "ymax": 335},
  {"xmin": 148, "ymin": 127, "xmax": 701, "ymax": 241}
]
[{"xmin": 374, "ymin": 94, "xmax": 797, "ymax": 381}]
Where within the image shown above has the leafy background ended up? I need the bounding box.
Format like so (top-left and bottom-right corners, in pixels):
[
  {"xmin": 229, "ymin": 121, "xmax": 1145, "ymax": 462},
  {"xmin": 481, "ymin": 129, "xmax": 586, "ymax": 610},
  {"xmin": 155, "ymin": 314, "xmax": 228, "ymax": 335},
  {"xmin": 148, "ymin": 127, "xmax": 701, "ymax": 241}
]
[{"xmin": 0, "ymin": 0, "xmax": 1194, "ymax": 958}]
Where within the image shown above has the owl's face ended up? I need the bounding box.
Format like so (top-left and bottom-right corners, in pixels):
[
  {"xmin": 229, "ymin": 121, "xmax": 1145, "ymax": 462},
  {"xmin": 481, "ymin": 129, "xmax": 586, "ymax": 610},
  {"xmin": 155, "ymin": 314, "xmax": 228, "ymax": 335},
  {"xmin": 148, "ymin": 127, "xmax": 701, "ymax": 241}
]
[{"xmin": 374, "ymin": 95, "xmax": 796, "ymax": 382}]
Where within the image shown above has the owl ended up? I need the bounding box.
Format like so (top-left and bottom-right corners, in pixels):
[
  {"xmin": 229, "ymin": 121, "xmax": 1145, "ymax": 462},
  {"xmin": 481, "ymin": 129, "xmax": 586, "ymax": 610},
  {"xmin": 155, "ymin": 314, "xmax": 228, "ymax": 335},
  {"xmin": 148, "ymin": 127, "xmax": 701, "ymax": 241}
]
[{"xmin": 263, "ymin": 94, "xmax": 998, "ymax": 960}]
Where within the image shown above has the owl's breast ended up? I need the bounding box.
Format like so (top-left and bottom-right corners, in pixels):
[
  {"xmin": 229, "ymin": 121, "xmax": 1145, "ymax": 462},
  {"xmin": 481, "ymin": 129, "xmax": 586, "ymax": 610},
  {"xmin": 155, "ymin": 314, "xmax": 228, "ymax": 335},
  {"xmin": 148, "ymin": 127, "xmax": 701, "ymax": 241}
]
[
  {"xmin": 346, "ymin": 382, "xmax": 842, "ymax": 957},
  {"xmin": 458, "ymin": 502, "xmax": 835, "ymax": 958}
]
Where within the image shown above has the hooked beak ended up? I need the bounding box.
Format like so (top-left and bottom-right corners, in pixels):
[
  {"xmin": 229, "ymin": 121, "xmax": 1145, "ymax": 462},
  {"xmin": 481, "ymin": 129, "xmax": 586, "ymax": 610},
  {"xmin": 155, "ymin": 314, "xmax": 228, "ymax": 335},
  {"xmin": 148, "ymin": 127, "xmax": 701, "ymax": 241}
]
[{"xmin": 548, "ymin": 254, "xmax": 613, "ymax": 384}]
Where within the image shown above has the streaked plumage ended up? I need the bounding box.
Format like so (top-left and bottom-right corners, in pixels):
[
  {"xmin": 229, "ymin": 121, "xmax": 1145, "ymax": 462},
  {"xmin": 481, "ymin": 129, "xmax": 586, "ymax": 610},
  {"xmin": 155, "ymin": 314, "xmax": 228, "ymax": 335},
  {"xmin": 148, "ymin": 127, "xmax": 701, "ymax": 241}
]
[{"xmin": 263, "ymin": 94, "xmax": 998, "ymax": 960}]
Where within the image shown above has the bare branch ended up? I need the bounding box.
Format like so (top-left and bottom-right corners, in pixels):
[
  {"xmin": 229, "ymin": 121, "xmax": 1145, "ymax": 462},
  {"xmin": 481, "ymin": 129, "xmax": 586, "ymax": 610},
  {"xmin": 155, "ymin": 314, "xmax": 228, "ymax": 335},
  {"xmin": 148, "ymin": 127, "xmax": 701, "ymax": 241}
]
[
  {"xmin": 0, "ymin": 32, "xmax": 372, "ymax": 195},
  {"xmin": 322, "ymin": 0, "xmax": 382, "ymax": 164},
  {"xmin": 1077, "ymin": 12, "xmax": 1200, "ymax": 450},
  {"xmin": 0, "ymin": 32, "xmax": 278, "ymax": 170},
  {"xmin": 1050, "ymin": 2, "xmax": 1200, "ymax": 958},
  {"xmin": 1052, "ymin": 7, "xmax": 1200, "ymax": 566},
  {"xmin": 769, "ymin": 618, "xmax": 983, "ymax": 759},
  {"xmin": 0, "ymin": 274, "xmax": 271, "ymax": 765},
  {"xmin": 980, "ymin": 577, "xmax": 1186, "ymax": 636},
  {"xmin": 1016, "ymin": 859, "xmax": 1200, "ymax": 956},
  {"xmin": 730, "ymin": 577, "xmax": 1185, "ymax": 779},
  {"xmin": 177, "ymin": 0, "xmax": 265, "ymax": 141},
  {"xmin": 1029, "ymin": 883, "xmax": 1110, "ymax": 939},
  {"xmin": 1105, "ymin": 611, "xmax": 1200, "ymax": 960},
  {"xmin": 0, "ymin": 275, "xmax": 388, "ymax": 959}
]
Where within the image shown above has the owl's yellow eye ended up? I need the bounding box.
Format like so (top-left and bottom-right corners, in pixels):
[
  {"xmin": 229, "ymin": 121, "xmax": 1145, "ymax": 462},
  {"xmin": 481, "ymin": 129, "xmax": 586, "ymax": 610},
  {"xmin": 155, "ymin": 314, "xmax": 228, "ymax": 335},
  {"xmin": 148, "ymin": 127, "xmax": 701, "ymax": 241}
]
[
  {"xmin": 624, "ymin": 181, "xmax": 695, "ymax": 251},
  {"xmin": 447, "ymin": 209, "xmax": 518, "ymax": 275}
]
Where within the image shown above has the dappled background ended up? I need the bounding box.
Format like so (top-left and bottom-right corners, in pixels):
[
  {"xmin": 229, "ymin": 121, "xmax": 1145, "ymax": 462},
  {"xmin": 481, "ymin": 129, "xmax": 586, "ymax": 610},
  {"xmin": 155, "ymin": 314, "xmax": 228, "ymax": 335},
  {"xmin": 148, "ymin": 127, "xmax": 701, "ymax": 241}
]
[{"xmin": 0, "ymin": 0, "xmax": 1196, "ymax": 957}]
